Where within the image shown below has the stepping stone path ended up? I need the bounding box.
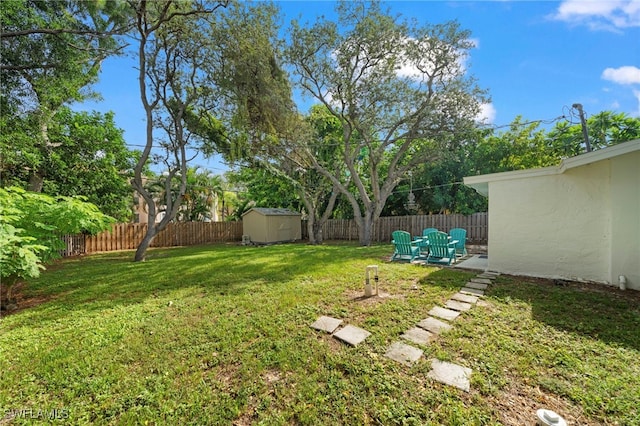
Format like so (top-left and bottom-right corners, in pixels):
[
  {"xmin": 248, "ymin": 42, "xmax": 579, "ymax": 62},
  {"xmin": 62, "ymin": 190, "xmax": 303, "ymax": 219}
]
[
  {"xmin": 465, "ymin": 281, "xmax": 488, "ymax": 290},
  {"xmin": 451, "ymin": 292, "xmax": 479, "ymax": 304},
  {"xmin": 445, "ymin": 299, "xmax": 472, "ymax": 312},
  {"xmin": 470, "ymin": 278, "xmax": 493, "ymax": 285},
  {"xmin": 385, "ymin": 342, "xmax": 423, "ymax": 366},
  {"xmin": 427, "ymin": 359, "xmax": 473, "ymax": 392},
  {"xmin": 417, "ymin": 317, "xmax": 452, "ymax": 334},
  {"xmin": 310, "ymin": 270, "xmax": 500, "ymax": 392},
  {"xmin": 460, "ymin": 287, "xmax": 484, "ymax": 296},
  {"xmin": 310, "ymin": 316, "xmax": 343, "ymax": 333},
  {"xmin": 333, "ymin": 325, "xmax": 371, "ymax": 347},
  {"xmin": 401, "ymin": 327, "xmax": 435, "ymax": 345},
  {"xmin": 428, "ymin": 306, "xmax": 461, "ymax": 321}
]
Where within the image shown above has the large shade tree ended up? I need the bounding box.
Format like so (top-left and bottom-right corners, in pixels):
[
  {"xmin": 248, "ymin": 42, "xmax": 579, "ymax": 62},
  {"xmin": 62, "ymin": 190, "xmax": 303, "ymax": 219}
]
[
  {"xmin": 129, "ymin": 0, "xmax": 291, "ymax": 260},
  {"xmin": 286, "ymin": 1, "xmax": 486, "ymax": 245},
  {"xmin": 0, "ymin": 0, "xmax": 130, "ymax": 192},
  {"xmin": 234, "ymin": 105, "xmax": 345, "ymax": 244},
  {"xmin": 129, "ymin": 0, "xmax": 227, "ymax": 261}
]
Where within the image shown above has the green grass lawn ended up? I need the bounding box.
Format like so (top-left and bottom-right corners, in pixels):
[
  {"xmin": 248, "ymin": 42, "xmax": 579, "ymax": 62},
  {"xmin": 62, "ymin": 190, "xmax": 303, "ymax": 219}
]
[{"xmin": 1, "ymin": 243, "xmax": 639, "ymax": 425}]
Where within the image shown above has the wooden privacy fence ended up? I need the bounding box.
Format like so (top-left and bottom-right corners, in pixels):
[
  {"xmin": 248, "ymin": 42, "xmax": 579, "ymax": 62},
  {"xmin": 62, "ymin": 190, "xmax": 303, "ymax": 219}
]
[
  {"xmin": 74, "ymin": 222, "xmax": 243, "ymax": 254},
  {"xmin": 302, "ymin": 212, "xmax": 487, "ymax": 244},
  {"xmin": 60, "ymin": 213, "xmax": 487, "ymax": 256}
]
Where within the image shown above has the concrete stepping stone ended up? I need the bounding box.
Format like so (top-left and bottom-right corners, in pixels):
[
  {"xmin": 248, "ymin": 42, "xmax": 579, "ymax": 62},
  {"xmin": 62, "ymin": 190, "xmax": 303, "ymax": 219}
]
[
  {"xmin": 332, "ymin": 325, "xmax": 371, "ymax": 347},
  {"xmin": 401, "ymin": 327, "xmax": 435, "ymax": 345},
  {"xmin": 470, "ymin": 278, "xmax": 492, "ymax": 285},
  {"xmin": 460, "ymin": 287, "xmax": 484, "ymax": 296},
  {"xmin": 451, "ymin": 292, "xmax": 479, "ymax": 304},
  {"xmin": 445, "ymin": 299, "xmax": 472, "ymax": 312},
  {"xmin": 477, "ymin": 273, "xmax": 496, "ymax": 279},
  {"xmin": 466, "ymin": 281, "xmax": 488, "ymax": 290},
  {"xmin": 483, "ymin": 271, "xmax": 500, "ymax": 277},
  {"xmin": 428, "ymin": 306, "xmax": 460, "ymax": 321},
  {"xmin": 310, "ymin": 316, "xmax": 343, "ymax": 333},
  {"xmin": 417, "ymin": 317, "xmax": 452, "ymax": 334},
  {"xmin": 385, "ymin": 341, "xmax": 423, "ymax": 366},
  {"xmin": 427, "ymin": 359, "xmax": 472, "ymax": 392}
]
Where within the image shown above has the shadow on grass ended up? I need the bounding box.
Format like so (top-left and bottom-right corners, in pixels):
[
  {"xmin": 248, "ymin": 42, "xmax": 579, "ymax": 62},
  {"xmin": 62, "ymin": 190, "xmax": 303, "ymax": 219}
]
[
  {"xmin": 4, "ymin": 243, "xmax": 389, "ymax": 325},
  {"xmin": 417, "ymin": 268, "xmax": 478, "ymax": 291},
  {"xmin": 489, "ymin": 277, "xmax": 640, "ymax": 352}
]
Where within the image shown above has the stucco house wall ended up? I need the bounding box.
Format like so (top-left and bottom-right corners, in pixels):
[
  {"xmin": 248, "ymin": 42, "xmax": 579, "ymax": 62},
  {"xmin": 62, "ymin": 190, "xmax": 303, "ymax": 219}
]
[
  {"xmin": 464, "ymin": 139, "xmax": 640, "ymax": 290},
  {"xmin": 610, "ymin": 152, "xmax": 640, "ymax": 290}
]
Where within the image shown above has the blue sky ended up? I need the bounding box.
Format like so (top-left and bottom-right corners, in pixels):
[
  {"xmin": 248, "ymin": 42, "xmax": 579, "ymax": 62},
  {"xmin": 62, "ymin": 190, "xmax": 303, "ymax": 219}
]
[{"xmin": 82, "ymin": 0, "xmax": 640, "ymax": 174}]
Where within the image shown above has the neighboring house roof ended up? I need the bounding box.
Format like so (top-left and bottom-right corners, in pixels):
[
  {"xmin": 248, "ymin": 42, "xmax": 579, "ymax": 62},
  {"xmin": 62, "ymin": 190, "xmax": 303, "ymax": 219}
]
[
  {"xmin": 242, "ymin": 207, "xmax": 301, "ymax": 217},
  {"xmin": 464, "ymin": 139, "xmax": 640, "ymax": 196}
]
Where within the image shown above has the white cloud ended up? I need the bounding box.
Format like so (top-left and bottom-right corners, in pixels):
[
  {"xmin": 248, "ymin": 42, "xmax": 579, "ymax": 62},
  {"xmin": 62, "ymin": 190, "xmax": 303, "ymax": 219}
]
[
  {"xmin": 552, "ymin": 0, "xmax": 640, "ymax": 31},
  {"xmin": 396, "ymin": 59, "xmax": 423, "ymax": 80},
  {"xmin": 633, "ymin": 89, "xmax": 640, "ymax": 117},
  {"xmin": 476, "ymin": 103, "xmax": 496, "ymax": 124},
  {"xmin": 602, "ymin": 66, "xmax": 640, "ymax": 85},
  {"xmin": 395, "ymin": 36, "xmax": 478, "ymax": 81}
]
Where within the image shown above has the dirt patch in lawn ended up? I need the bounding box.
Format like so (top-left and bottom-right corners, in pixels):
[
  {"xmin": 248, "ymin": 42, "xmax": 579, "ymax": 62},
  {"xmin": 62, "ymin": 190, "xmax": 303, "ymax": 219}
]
[
  {"xmin": 485, "ymin": 379, "xmax": 600, "ymax": 426},
  {"xmin": 346, "ymin": 289, "xmax": 407, "ymax": 304},
  {"xmin": 501, "ymin": 274, "xmax": 640, "ymax": 303},
  {"xmin": 0, "ymin": 281, "xmax": 62, "ymax": 317}
]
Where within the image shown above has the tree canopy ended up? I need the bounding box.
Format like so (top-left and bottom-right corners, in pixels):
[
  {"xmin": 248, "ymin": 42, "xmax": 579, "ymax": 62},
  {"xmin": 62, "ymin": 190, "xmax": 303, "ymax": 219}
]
[
  {"xmin": 1, "ymin": 106, "xmax": 136, "ymax": 221},
  {"xmin": 402, "ymin": 111, "xmax": 640, "ymax": 215},
  {"xmin": 129, "ymin": 0, "xmax": 296, "ymax": 260},
  {"xmin": 1, "ymin": 0, "xmax": 130, "ymax": 191},
  {"xmin": 285, "ymin": 1, "xmax": 486, "ymax": 244}
]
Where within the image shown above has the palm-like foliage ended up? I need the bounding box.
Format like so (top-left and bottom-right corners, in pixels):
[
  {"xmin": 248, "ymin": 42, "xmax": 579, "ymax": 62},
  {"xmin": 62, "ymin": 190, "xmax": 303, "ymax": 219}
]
[
  {"xmin": 179, "ymin": 168, "xmax": 223, "ymax": 222},
  {"xmin": 144, "ymin": 167, "xmax": 223, "ymax": 222}
]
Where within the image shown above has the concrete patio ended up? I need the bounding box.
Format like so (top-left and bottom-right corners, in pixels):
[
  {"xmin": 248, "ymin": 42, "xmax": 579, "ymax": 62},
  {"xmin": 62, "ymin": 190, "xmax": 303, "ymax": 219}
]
[{"xmin": 454, "ymin": 254, "xmax": 489, "ymax": 271}]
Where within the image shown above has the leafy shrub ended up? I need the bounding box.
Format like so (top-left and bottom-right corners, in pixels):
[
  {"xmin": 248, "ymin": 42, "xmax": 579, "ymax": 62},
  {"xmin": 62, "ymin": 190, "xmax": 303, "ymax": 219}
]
[{"xmin": 0, "ymin": 187, "xmax": 114, "ymax": 306}]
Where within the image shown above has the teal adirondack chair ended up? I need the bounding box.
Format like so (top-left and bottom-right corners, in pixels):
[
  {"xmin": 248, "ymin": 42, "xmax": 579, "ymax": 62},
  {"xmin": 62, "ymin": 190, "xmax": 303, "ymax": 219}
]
[
  {"xmin": 414, "ymin": 228, "xmax": 438, "ymax": 252},
  {"xmin": 425, "ymin": 231, "xmax": 456, "ymax": 265},
  {"xmin": 448, "ymin": 228, "xmax": 467, "ymax": 257},
  {"xmin": 391, "ymin": 230, "xmax": 421, "ymax": 262},
  {"xmin": 422, "ymin": 228, "xmax": 438, "ymax": 236}
]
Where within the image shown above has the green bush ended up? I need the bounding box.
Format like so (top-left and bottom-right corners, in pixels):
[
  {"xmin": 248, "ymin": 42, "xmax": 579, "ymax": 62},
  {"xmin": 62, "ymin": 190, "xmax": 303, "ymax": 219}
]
[{"xmin": 0, "ymin": 186, "xmax": 114, "ymax": 306}]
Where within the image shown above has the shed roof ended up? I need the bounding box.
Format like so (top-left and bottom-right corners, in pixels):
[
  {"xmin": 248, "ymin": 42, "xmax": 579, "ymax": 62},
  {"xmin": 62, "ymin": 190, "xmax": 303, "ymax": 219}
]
[
  {"xmin": 242, "ymin": 208, "xmax": 301, "ymax": 217},
  {"xmin": 463, "ymin": 139, "xmax": 640, "ymax": 196}
]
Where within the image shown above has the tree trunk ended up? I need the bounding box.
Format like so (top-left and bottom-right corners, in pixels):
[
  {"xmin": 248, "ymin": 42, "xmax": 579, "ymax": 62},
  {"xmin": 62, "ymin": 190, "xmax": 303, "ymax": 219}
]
[
  {"xmin": 134, "ymin": 226, "xmax": 158, "ymax": 262},
  {"xmin": 351, "ymin": 203, "xmax": 381, "ymax": 246},
  {"xmin": 306, "ymin": 216, "xmax": 324, "ymax": 245},
  {"xmin": 313, "ymin": 220, "xmax": 323, "ymax": 244},
  {"xmin": 28, "ymin": 172, "xmax": 44, "ymax": 192},
  {"xmin": 306, "ymin": 215, "xmax": 318, "ymax": 245},
  {"xmin": 358, "ymin": 210, "xmax": 374, "ymax": 246}
]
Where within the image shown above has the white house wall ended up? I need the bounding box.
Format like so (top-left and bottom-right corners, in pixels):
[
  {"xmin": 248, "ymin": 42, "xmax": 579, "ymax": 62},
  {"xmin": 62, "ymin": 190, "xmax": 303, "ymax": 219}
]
[
  {"xmin": 609, "ymin": 151, "xmax": 640, "ymax": 290},
  {"xmin": 488, "ymin": 160, "xmax": 613, "ymax": 284}
]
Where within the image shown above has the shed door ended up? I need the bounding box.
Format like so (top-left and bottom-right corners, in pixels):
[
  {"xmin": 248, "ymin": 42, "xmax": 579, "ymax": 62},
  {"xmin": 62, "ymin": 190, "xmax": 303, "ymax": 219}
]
[{"xmin": 277, "ymin": 218, "xmax": 292, "ymax": 241}]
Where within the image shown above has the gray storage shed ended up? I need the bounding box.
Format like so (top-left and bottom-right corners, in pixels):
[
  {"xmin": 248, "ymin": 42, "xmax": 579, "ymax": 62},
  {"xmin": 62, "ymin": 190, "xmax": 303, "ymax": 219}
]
[{"xmin": 242, "ymin": 208, "xmax": 302, "ymax": 244}]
